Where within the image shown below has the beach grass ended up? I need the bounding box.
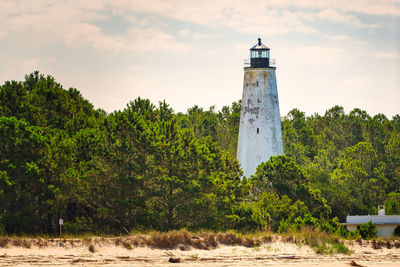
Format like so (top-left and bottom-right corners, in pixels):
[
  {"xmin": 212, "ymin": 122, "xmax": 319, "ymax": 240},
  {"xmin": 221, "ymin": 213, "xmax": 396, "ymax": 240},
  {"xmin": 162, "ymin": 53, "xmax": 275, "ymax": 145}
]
[{"xmin": 1, "ymin": 228, "xmax": 399, "ymax": 254}]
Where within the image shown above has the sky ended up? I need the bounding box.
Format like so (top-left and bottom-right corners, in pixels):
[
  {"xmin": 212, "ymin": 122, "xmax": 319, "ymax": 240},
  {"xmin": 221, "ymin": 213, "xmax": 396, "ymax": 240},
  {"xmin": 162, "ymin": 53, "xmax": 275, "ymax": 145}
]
[{"xmin": 1, "ymin": 0, "xmax": 399, "ymax": 118}]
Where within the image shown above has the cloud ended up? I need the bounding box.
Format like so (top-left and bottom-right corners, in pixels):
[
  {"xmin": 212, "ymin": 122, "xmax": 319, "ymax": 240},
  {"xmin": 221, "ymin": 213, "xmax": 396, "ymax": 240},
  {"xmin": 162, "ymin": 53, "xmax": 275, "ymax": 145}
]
[
  {"xmin": 178, "ymin": 28, "xmax": 216, "ymax": 40},
  {"xmin": 107, "ymin": 0, "xmax": 399, "ymax": 34},
  {"xmin": 318, "ymin": 9, "xmax": 379, "ymax": 27},
  {"xmin": 178, "ymin": 29, "xmax": 190, "ymax": 36},
  {"xmin": 0, "ymin": 1, "xmax": 187, "ymax": 52},
  {"xmin": 276, "ymin": 0, "xmax": 400, "ymax": 16},
  {"xmin": 232, "ymin": 43, "xmax": 251, "ymax": 51},
  {"xmin": 328, "ymin": 35, "xmax": 353, "ymax": 41},
  {"xmin": 1, "ymin": 57, "xmax": 56, "ymax": 80},
  {"xmin": 65, "ymin": 23, "xmax": 125, "ymax": 51},
  {"xmin": 376, "ymin": 51, "xmax": 400, "ymax": 59},
  {"xmin": 1, "ymin": 0, "xmax": 396, "ymax": 51},
  {"xmin": 342, "ymin": 76, "xmax": 371, "ymax": 92},
  {"xmin": 128, "ymin": 65, "xmax": 144, "ymax": 71},
  {"xmin": 21, "ymin": 57, "xmax": 55, "ymax": 69},
  {"xmin": 290, "ymin": 46, "xmax": 343, "ymax": 64},
  {"xmin": 0, "ymin": 0, "xmax": 318, "ymax": 42},
  {"xmin": 225, "ymin": 8, "xmax": 318, "ymax": 35},
  {"xmin": 192, "ymin": 33, "xmax": 215, "ymax": 40}
]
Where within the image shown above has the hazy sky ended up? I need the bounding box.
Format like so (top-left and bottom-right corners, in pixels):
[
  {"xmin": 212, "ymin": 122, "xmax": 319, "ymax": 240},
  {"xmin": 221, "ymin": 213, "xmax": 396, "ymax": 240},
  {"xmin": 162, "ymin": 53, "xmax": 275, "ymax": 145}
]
[{"xmin": 1, "ymin": 0, "xmax": 399, "ymax": 117}]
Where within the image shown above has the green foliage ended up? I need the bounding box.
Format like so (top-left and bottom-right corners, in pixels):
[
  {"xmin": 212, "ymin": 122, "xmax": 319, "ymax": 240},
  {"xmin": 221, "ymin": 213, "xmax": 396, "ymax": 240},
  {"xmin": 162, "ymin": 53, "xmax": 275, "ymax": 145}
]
[
  {"xmin": 359, "ymin": 221, "xmax": 377, "ymax": 239},
  {"xmin": 394, "ymin": 226, "xmax": 400, "ymax": 237},
  {"xmin": 283, "ymin": 227, "xmax": 352, "ymax": 254},
  {"xmin": 252, "ymin": 156, "xmax": 331, "ymax": 218},
  {"xmin": 0, "ymin": 72, "xmax": 399, "ymax": 237},
  {"xmin": 335, "ymin": 225, "xmax": 349, "ymax": 238},
  {"xmin": 235, "ymin": 191, "xmax": 308, "ymax": 232},
  {"xmin": 293, "ymin": 217, "xmax": 305, "ymax": 230},
  {"xmin": 278, "ymin": 218, "xmax": 291, "ymax": 233},
  {"xmin": 347, "ymin": 229, "xmax": 361, "ymax": 239},
  {"xmin": 385, "ymin": 192, "xmax": 400, "ymax": 215},
  {"xmin": 328, "ymin": 241, "xmax": 351, "ymax": 254}
]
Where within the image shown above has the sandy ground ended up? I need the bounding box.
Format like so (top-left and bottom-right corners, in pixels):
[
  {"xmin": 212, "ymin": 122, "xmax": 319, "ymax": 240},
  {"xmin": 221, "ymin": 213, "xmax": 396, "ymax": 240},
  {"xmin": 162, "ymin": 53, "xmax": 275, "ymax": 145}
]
[{"xmin": 0, "ymin": 238, "xmax": 399, "ymax": 267}]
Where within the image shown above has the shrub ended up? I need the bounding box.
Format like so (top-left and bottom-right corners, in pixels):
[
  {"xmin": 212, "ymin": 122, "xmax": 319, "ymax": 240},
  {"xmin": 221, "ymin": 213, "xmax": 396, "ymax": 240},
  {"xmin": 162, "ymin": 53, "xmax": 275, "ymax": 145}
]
[
  {"xmin": 359, "ymin": 221, "xmax": 377, "ymax": 239},
  {"xmin": 293, "ymin": 217, "xmax": 305, "ymax": 230},
  {"xmin": 303, "ymin": 213, "xmax": 319, "ymax": 228},
  {"xmin": 320, "ymin": 217, "xmax": 340, "ymax": 233},
  {"xmin": 278, "ymin": 218, "xmax": 291, "ymax": 233},
  {"xmin": 347, "ymin": 229, "xmax": 361, "ymax": 239},
  {"xmin": 320, "ymin": 221, "xmax": 335, "ymax": 233},
  {"xmin": 331, "ymin": 241, "xmax": 351, "ymax": 254},
  {"xmin": 394, "ymin": 226, "xmax": 400, "ymax": 237},
  {"xmin": 286, "ymin": 227, "xmax": 351, "ymax": 255},
  {"xmin": 63, "ymin": 217, "xmax": 94, "ymax": 234},
  {"xmin": 335, "ymin": 225, "xmax": 349, "ymax": 238}
]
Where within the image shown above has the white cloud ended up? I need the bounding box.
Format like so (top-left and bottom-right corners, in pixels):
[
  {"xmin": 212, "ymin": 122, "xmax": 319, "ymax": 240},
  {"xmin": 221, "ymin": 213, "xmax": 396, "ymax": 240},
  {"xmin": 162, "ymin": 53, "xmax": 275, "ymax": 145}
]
[
  {"xmin": 64, "ymin": 22, "xmax": 188, "ymax": 52},
  {"xmin": 318, "ymin": 9, "xmax": 379, "ymax": 27},
  {"xmin": 328, "ymin": 35, "xmax": 353, "ymax": 41},
  {"xmin": 22, "ymin": 57, "xmax": 55, "ymax": 69},
  {"xmin": 1, "ymin": 57, "xmax": 56, "ymax": 80},
  {"xmin": 192, "ymin": 33, "xmax": 214, "ymax": 40},
  {"xmin": 290, "ymin": 46, "xmax": 343, "ymax": 64},
  {"xmin": 342, "ymin": 76, "xmax": 371, "ymax": 92},
  {"xmin": 124, "ymin": 27, "xmax": 188, "ymax": 52},
  {"xmin": 0, "ymin": 0, "xmax": 319, "ymax": 42},
  {"xmin": 274, "ymin": 0, "xmax": 400, "ymax": 16},
  {"xmin": 106, "ymin": 0, "xmax": 399, "ymax": 34},
  {"xmin": 178, "ymin": 29, "xmax": 215, "ymax": 40},
  {"xmin": 178, "ymin": 29, "xmax": 190, "ymax": 36},
  {"xmin": 1, "ymin": 0, "xmax": 396, "ymax": 50},
  {"xmin": 0, "ymin": 1, "xmax": 187, "ymax": 52},
  {"xmin": 376, "ymin": 51, "xmax": 400, "ymax": 59},
  {"xmin": 128, "ymin": 65, "xmax": 144, "ymax": 71},
  {"xmin": 65, "ymin": 23, "xmax": 125, "ymax": 50},
  {"xmin": 232, "ymin": 43, "xmax": 251, "ymax": 51}
]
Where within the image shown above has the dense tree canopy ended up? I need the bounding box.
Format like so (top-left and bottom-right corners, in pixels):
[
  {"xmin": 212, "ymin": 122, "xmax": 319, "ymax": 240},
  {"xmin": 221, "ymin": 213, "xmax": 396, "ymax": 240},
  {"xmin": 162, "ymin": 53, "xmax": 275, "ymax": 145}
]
[{"xmin": 0, "ymin": 72, "xmax": 399, "ymax": 235}]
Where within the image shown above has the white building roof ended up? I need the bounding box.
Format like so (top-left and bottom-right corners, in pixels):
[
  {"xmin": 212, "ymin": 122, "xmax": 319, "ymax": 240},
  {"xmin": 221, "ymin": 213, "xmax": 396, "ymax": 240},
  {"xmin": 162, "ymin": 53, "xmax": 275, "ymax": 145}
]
[{"xmin": 345, "ymin": 215, "xmax": 400, "ymax": 225}]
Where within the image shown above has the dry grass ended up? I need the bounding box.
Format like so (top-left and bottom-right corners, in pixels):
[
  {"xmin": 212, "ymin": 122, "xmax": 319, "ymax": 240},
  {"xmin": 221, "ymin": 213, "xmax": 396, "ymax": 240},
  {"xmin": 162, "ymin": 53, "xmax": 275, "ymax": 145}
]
[
  {"xmin": 0, "ymin": 238, "xmax": 9, "ymax": 248},
  {"xmin": 115, "ymin": 230, "xmax": 263, "ymax": 250},
  {"xmin": 0, "ymin": 229, "xmax": 397, "ymax": 254},
  {"xmin": 281, "ymin": 227, "xmax": 351, "ymax": 254}
]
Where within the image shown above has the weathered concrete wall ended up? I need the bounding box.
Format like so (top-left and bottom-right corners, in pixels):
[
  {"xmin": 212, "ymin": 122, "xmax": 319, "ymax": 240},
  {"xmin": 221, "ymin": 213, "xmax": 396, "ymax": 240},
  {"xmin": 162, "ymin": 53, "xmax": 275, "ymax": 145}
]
[
  {"xmin": 346, "ymin": 215, "xmax": 400, "ymax": 237},
  {"xmin": 347, "ymin": 215, "xmax": 400, "ymax": 224},
  {"xmin": 346, "ymin": 224, "xmax": 399, "ymax": 237},
  {"xmin": 237, "ymin": 68, "xmax": 284, "ymax": 177}
]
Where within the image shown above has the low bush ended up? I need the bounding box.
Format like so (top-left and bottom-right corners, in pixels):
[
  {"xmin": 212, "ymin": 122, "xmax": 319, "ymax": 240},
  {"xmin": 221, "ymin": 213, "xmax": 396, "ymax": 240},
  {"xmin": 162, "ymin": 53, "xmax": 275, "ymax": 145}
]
[
  {"xmin": 394, "ymin": 226, "xmax": 400, "ymax": 237},
  {"xmin": 283, "ymin": 227, "xmax": 351, "ymax": 255},
  {"xmin": 278, "ymin": 218, "xmax": 291, "ymax": 233},
  {"xmin": 359, "ymin": 221, "xmax": 377, "ymax": 239}
]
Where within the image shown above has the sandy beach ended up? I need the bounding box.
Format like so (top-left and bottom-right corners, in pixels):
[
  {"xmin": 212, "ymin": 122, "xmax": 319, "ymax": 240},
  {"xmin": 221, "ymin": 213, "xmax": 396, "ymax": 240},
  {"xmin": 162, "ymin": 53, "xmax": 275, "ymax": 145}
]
[{"xmin": 0, "ymin": 236, "xmax": 399, "ymax": 267}]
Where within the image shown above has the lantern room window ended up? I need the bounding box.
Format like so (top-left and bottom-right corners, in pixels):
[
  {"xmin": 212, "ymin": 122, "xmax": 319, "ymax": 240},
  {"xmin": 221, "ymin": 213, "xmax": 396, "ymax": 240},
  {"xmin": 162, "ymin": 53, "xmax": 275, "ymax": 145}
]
[
  {"xmin": 251, "ymin": 50, "xmax": 269, "ymax": 58},
  {"xmin": 248, "ymin": 38, "xmax": 273, "ymax": 68}
]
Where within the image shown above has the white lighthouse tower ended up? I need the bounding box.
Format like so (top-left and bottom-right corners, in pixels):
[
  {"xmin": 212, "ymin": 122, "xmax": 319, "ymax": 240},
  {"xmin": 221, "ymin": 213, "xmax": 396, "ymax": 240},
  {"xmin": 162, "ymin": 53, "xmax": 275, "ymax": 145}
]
[{"xmin": 237, "ymin": 38, "xmax": 284, "ymax": 177}]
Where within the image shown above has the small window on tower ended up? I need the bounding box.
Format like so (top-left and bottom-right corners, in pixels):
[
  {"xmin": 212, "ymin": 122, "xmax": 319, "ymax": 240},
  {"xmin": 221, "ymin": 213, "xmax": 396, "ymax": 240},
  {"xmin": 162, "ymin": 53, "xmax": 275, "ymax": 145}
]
[
  {"xmin": 262, "ymin": 51, "xmax": 267, "ymax": 58},
  {"xmin": 256, "ymin": 81, "xmax": 259, "ymax": 86},
  {"xmin": 257, "ymin": 128, "xmax": 259, "ymax": 134}
]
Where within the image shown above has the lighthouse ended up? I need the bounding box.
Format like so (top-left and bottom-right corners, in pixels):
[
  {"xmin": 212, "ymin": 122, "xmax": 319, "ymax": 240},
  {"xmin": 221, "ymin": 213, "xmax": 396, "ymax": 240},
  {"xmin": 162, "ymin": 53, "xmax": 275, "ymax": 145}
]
[{"xmin": 237, "ymin": 38, "xmax": 284, "ymax": 177}]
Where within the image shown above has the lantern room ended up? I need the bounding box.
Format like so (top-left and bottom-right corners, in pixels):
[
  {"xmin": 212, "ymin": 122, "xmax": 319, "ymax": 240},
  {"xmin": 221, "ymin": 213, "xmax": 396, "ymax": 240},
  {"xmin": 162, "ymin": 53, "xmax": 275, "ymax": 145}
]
[{"xmin": 250, "ymin": 38, "xmax": 271, "ymax": 68}]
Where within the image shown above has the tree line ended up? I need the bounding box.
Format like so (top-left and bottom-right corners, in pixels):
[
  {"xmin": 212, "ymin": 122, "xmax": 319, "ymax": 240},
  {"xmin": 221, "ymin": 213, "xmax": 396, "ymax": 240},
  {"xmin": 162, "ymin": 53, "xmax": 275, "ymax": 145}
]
[{"xmin": 0, "ymin": 72, "xmax": 399, "ymax": 235}]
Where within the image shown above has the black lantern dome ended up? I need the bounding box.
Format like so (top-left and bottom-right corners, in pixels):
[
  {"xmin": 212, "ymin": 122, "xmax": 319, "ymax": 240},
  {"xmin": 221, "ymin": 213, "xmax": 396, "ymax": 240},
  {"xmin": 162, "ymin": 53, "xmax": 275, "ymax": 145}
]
[{"xmin": 250, "ymin": 38, "xmax": 271, "ymax": 68}]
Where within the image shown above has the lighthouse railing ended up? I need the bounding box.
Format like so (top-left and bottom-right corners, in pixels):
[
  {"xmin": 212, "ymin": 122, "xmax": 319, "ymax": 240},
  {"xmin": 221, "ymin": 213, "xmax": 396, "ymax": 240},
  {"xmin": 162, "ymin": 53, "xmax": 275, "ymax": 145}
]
[
  {"xmin": 243, "ymin": 58, "xmax": 277, "ymax": 68},
  {"xmin": 244, "ymin": 59, "xmax": 251, "ymax": 68}
]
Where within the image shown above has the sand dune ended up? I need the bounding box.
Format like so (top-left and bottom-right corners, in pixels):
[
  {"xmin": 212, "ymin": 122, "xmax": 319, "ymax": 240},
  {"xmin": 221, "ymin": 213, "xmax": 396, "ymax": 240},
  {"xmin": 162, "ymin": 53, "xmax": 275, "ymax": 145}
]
[{"xmin": 0, "ymin": 236, "xmax": 399, "ymax": 266}]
